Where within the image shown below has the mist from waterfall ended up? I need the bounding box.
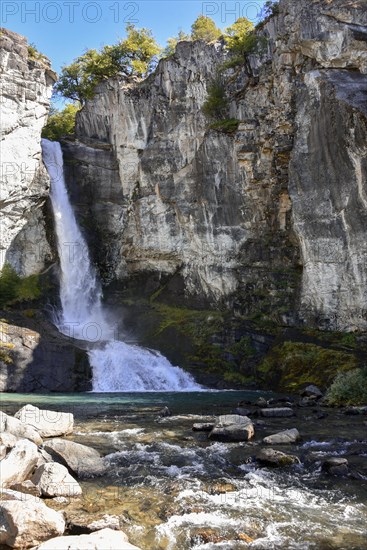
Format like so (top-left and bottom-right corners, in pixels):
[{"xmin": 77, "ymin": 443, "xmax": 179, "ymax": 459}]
[{"xmin": 42, "ymin": 139, "xmax": 201, "ymax": 391}]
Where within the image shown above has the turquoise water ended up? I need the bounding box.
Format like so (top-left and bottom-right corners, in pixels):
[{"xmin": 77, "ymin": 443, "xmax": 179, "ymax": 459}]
[{"xmin": 0, "ymin": 390, "xmax": 275, "ymax": 418}]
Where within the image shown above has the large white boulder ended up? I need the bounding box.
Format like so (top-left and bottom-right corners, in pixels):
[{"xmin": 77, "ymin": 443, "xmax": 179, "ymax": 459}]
[
  {"xmin": 32, "ymin": 463, "xmax": 82, "ymax": 497},
  {"xmin": 34, "ymin": 528, "xmax": 141, "ymax": 549},
  {"xmin": 0, "ymin": 439, "xmax": 38, "ymax": 488},
  {"xmin": 43, "ymin": 439, "xmax": 106, "ymax": 478},
  {"xmin": 0, "ymin": 412, "xmax": 43, "ymax": 445},
  {"xmin": 209, "ymin": 415, "xmax": 255, "ymax": 442},
  {"xmin": 0, "ymin": 499, "xmax": 65, "ymax": 548},
  {"xmin": 14, "ymin": 405, "xmax": 73, "ymax": 438},
  {"xmin": 263, "ymin": 428, "xmax": 300, "ymax": 445}
]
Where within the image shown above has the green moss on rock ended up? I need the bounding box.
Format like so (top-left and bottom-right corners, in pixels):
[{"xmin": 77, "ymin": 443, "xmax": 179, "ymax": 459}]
[{"xmin": 258, "ymin": 341, "xmax": 358, "ymax": 391}]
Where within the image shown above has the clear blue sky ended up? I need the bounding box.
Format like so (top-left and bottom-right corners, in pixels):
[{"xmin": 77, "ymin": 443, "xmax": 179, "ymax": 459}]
[{"xmin": 1, "ymin": 1, "xmax": 266, "ymax": 75}]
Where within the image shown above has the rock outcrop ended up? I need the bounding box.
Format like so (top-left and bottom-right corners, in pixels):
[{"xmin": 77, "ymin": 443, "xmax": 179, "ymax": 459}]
[
  {"xmin": 62, "ymin": 0, "xmax": 367, "ymax": 331},
  {"xmin": 0, "ymin": 28, "xmax": 56, "ymax": 275},
  {"xmin": 0, "ymin": 318, "xmax": 91, "ymax": 392}
]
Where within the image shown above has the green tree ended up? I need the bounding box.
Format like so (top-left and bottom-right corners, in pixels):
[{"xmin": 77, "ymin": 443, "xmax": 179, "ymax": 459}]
[
  {"xmin": 224, "ymin": 17, "xmax": 254, "ymax": 54},
  {"xmin": 162, "ymin": 30, "xmax": 190, "ymax": 57},
  {"xmin": 191, "ymin": 16, "xmax": 221, "ymax": 42},
  {"xmin": 55, "ymin": 24, "xmax": 161, "ymax": 104},
  {"xmin": 202, "ymin": 78, "xmax": 228, "ymax": 119},
  {"xmin": 42, "ymin": 103, "xmax": 80, "ymax": 141}
]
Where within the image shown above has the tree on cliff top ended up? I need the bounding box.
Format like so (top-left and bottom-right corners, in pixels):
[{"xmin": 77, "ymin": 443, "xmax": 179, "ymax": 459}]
[
  {"xmin": 224, "ymin": 17, "xmax": 254, "ymax": 54},
  {"xmin": 55, "ymin": 24, "xmax": 161, "ymax": 104},
  {"xmin": 191, "ymin": 16, "xmax": 221, "ymax": 42}
]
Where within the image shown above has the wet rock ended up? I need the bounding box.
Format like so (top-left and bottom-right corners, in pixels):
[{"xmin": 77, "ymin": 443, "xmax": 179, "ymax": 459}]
[
  {"xmin": 9, "ymin": 480, "xmax": 41, "ymax": 498},
  {"xmin": 192, "ymin": 423, "xmax": 215, "ymax": 432},
  {"xmin": 298, "ymin": 396, "xmax": 319, "ymax": 407},
  {"xmin": 43, "ymin": 438, "xmax": 106, "ymax": 478},
  {"xmin": 191, "ymin": 528, "xmax": 226, "ymax": 545},
  {"xmin": 260, "ymin": 408, "xmax": 294, "ymax": 418},
  {"xmin": 315, "ymin": 412, "xmax": 328, "ymax": 420},
  {"xmin": 257, "ymin": 448, "xmax": 301, "ymax": 467},
  {"xmin": 0, "ymin": 412, "xmax": 43, "ymax": 445},
  {"xmin": 157, "ymin": 406, "xmax": 171, "ymax": 418},
  {"xmin": 15, "ymin": 404, "xmax": 74, "ymax": 438},
  {"xmin": 300, "ymin": 385, "xmax": 323, "ymax": 399},
  {"xmin": 209, "ymin": 415, "xmax": 254, "ymax": 442},
  {"xmin": 53, "ymin": 497, "xmax": 69, "ymax": 504},
  {"xmin": 0, "ymin": 499, "xmax": 65, "ymax": 548},
  {"xmin": 255, "ymin": 397, "xmax": 267, "ymax": 407},
  {"xmin": 0, "ymin": 439, "xmax": 39, "ymax": 488},
  {"xmin": 263, "ymin": 428, "xmax": 300, "ymax": 445},
  {"xmin": 32, "ymin": 463, "xmax": 82, "ymax": 498},
  {"xmin": 344, "ymin": 406, "xmax": 367, "ymax": 416},
  {"xmin": 33, "ymin": 528, "xmax": 140, "ymax": 549},
  {"xmin": 322, "ymin": 457, "xmax": 349, "ymax": 476},
  {"xmin": 267, "ymin": 397, "xmax": 295, "ymax": 407}
]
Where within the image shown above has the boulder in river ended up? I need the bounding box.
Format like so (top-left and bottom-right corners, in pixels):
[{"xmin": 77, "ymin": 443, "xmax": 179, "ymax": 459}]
[
  {"xmin": 257, "ymin": 448, "xmax": 300, "ymax": 467},
  {"xmin": 32, "ymin": 462, "xmax": 82, "ymax": 497},
  {"xmin": 43, "ymin": 438, "xmax": 106, "ymax": 478},
  {"xmin": 209, "ymin": 415, "xmax": 254, "ymax": 442},
  {"xmin": 0, "ymin": 439, "xmax": 38, "ymax": 488},
  {"xmin": 0, "ymin": 499, "xmax": 65, "ymax": 548},
  {"xmin": 15, "ymin": 404, "xmax": 74, "ymax": 438},
  {"xmin": 33, "ymin": 528, "xmax": 141, "ymax": 549},
  {"xmin": 321, "ymin": 457, "xmax": 349, "ymax": 476},
  {"xmin": 263, "ymin": 428, "xmax": 300, "ymax": 445},
  {"xmin": 260, "ymin": 408, "xmax": 294, "ymax": 418},
  {"xmin": 0, "ymin": 412, "xmax": 43, "ymax": 445},
  {"xmin": 300, "ymin": 385, "xmax": 323, "ymax": 399}
]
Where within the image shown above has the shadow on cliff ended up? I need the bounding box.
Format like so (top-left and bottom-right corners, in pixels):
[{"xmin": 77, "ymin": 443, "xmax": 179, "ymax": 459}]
[{"xmin": 0, "ymin": 307, "xmax": 92, "ymax": 393}]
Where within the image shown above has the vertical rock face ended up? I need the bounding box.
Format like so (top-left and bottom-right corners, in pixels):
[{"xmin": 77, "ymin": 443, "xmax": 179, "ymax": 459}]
[
  {"xmin": 0, "ymin": 28, "xmax": 56, "ymax": 275},
  {"xmin": 64, "ymin": 0, "xmax": 367, "ymax": 331},
  {"xmin": 283, "ymin": 0, "xmax": 367, "ymax": 331}
]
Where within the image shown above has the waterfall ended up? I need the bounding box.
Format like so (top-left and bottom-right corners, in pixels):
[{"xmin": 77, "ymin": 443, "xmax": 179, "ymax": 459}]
[{"xmin": 42, "ymin": 139, "xmax": 201, "ymax": 391}]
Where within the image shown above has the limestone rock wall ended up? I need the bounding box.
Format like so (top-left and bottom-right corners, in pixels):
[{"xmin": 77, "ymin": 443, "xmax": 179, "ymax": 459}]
[
  {"xmin": 64, "ymin": 0, "xmax": 367, "ymax": 331},
  {"xmin": 0, "ymin": 28, "xmax": 56, "ymax": 275}
]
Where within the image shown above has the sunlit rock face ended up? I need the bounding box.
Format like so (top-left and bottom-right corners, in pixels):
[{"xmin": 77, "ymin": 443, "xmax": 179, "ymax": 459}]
[
  {"xmin": 0, "ymin": 28, "xmax": 56, "ymax": 275},
  {"xmin": 62, "ymin": 0, "xmax": 367, "ymax": 330}
]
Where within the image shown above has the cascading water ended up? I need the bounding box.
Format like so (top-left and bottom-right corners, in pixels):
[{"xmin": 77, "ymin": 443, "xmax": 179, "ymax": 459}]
[{"xmin": 42, "ymin": 139, "xmax": 201, "ymax": 391}]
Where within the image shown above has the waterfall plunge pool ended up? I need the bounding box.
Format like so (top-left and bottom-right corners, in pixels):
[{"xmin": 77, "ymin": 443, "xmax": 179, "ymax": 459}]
[{"xmin": 1, "ymin": 391, "xmax": 367, "ymax": 549}]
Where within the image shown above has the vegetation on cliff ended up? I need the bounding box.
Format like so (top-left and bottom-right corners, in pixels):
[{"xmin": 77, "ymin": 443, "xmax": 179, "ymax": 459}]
[{"xmin": 0, "ymin": 264, "xmax": 41, "ymax": 308}]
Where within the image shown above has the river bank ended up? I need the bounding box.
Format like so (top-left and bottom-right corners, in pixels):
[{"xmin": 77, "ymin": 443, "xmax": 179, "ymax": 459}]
[{"xmin": 1, "ymin": 391, "xmax": 366, "ymax": 549}]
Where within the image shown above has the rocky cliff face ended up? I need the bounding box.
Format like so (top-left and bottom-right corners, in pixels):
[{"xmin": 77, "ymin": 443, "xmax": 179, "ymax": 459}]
[
  {"xmin": 0, "ymin": 28, "xmax": 56, "ymax": 276},
  {"xmin": 63, "ymin": 0, "xmax": 367, "ymax": 332}
]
